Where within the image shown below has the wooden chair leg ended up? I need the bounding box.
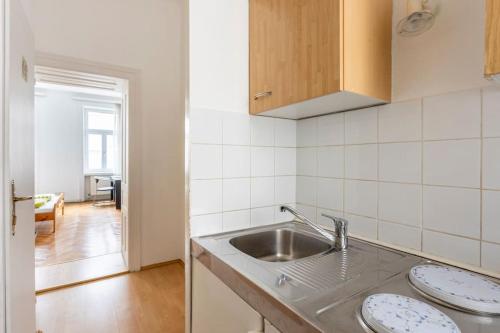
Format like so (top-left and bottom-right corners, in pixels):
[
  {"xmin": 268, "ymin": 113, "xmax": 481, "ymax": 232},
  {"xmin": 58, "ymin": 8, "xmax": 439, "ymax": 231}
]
[{"xmin": 52, "ymin": 218, "xmax": 56, "ymax": 233}]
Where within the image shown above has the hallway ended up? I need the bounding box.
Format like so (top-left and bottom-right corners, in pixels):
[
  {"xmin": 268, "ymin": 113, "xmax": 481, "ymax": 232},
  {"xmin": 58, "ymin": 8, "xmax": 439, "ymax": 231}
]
[{"xmin": 36, "ymin": 263, "xmax": 185, "ymax": 333}]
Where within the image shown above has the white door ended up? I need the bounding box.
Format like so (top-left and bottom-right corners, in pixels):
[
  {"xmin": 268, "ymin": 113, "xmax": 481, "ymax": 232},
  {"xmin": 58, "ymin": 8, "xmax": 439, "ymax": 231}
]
[
  {"xmin": 120, "ymin": 90, "xmax": 129, "ymax": 267},
  {"xmin": 5, "ymin": 0, "xmax": 36, "ymax": 332}
]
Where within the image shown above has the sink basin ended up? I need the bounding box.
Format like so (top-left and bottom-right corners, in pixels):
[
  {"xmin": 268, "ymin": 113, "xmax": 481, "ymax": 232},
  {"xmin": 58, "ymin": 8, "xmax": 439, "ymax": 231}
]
[{"xmin": 229, "ymin": 228, "xmax": 333, "ymax": 262}]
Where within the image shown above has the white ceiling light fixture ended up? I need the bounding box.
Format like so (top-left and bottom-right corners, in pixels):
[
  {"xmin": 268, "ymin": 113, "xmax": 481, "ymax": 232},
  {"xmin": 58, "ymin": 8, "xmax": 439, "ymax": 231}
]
[{"xmin": 397, "ymin": 0, "xmax": 437, "ymax": 37}]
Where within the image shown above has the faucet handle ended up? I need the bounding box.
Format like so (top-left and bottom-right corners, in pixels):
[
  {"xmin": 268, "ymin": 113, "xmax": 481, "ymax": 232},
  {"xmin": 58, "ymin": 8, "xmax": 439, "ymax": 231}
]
[{"xmin": 321, "ymin": 214, "xmax": 349, "ymax": 249}]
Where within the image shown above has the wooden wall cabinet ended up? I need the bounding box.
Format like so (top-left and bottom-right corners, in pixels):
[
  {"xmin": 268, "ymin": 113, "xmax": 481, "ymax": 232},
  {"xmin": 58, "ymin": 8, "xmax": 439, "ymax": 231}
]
[
  {"xmin": 486, "ymin": 0, "xmax": 500, "ymax": 77},
  {"xmin": 250, "ymin": 0, "xmax": 392, "ymax": 119}
]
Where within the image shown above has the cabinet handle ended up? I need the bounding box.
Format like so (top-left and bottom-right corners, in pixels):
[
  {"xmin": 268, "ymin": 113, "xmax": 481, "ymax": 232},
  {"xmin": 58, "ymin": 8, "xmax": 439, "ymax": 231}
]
[{"xmin": 254, "ymin": 91, "xmax": 272, "ymax": 100}]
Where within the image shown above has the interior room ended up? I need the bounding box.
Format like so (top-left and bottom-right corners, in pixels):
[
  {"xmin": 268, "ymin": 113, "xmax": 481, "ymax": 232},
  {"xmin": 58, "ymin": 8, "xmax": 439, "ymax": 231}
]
[
  {"xmin": 2, "ymin": 0, "xmax": 500, "ymax": 333},
  {"xmin": 33, "ymin": 67, "xmax": 128, "ymax": 291}
]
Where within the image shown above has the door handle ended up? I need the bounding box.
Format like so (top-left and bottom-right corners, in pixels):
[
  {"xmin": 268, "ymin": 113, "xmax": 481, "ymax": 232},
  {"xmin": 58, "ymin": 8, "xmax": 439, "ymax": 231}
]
[
  {"xmin": 254, "ymin": 91, "xmax": 272, "ymax": 100},
  {"xmin": 11, "ymin": 180, "xmax": 33, "ymax": 236}
]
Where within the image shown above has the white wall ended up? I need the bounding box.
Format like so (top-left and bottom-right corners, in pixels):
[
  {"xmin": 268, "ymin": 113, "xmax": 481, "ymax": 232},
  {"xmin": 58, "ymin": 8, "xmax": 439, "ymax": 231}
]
[
  {"xmin": 33, "ymin": 0, "xmax": 186, "ymax": 265},
  {"xmin": 189, "ymin": 0, "xmax": 249, "ymax": 114},
  {"xmin": 34, "ymin": 89, "xmax": 119, "ymax": 202},
  {"xmin": 34, "ymin": 90, "xmax": 83, "ymax": 201},
  {"xmin": 392, "ymin": 0, "xmax": 491, "ymax": 100}
]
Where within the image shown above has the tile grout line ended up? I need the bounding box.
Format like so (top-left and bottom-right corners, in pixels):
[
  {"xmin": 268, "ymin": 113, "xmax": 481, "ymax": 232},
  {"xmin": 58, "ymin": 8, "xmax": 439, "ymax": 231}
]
[
  {"xmin": 479, "ymin": 88, "xmax": 484, "ymax": 266},
  {"xmin": 376, "ymin": 107, "xmax": 380, "ymax": 241},
  {"xmin": 420, "ymin": 97, "xmax": 424, "ymax": 252}
]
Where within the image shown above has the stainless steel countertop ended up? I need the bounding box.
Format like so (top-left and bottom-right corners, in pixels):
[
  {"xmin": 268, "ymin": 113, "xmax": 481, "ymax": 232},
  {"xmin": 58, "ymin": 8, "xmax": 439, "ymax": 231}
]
[{"xmin": 191, "ymin": 222, "xmax": 500, "ymax": 333}]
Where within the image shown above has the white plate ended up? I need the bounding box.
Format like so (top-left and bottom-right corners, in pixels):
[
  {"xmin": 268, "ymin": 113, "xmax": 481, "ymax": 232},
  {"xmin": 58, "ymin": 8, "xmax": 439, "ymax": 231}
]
[
  {"xmin": 409, "ymin": 264, "xmax": 500, "ymax": 314},
  {"xmin": 361, "ymin": 293, "xmax": 461, "ymax": 333}
]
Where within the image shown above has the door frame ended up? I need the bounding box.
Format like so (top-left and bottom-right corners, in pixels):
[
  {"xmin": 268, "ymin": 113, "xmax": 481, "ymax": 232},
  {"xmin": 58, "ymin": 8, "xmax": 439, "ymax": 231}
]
[
  {"xmin": 0, "ymin": 0, "xmax": 7, "ymax": 330},
  {"xmin": 33, "ymin": 52, "xmax": 142, "ymax": 272}
]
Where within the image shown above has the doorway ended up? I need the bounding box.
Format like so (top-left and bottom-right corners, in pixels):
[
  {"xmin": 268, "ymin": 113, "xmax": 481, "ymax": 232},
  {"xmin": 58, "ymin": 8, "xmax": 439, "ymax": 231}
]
[{"xmin": 33, "ymin": 66, "xmax": 130, "ymax": 291}]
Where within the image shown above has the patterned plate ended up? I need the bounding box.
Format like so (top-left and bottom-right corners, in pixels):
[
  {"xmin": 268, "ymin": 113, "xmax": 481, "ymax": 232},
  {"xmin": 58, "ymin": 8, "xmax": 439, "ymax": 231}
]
[
  {"xmin": 409, "ymin": 264, "xmax": 500, "ymax": 314},
  {"xmin": 361, "ymin": 293, "xmax": 461, "ymax": 333}
]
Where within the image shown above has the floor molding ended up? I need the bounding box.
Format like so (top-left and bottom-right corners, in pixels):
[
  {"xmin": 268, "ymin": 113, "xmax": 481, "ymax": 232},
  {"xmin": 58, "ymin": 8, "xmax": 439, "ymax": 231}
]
[{"xmin": 141, "ymin": 258, "xmax": 184, "ymax": 271}]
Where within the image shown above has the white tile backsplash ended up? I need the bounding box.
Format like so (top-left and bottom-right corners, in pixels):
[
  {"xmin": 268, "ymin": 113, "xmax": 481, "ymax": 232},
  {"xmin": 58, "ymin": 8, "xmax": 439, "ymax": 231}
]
[
  {"xmin": 275, "ymin": 176, "xmax": 296, "ymax": 205},
  {"xmin": 251, "ymin": 177, "xmax": 275, "ymax": 208},
  {"xmin": 345, "ymin": 107, "xmax": 378, "ymax": 144},
  {"xmin": 423, "ymin": 89, "xmax": 481, "ymax": 140},
  {"xmin": 275, "ymin": 118, "xmax": 296, "ymax": 147},
  {"xmin": 223, "ymin": 178, "xmax": 251, "ymax": 211},
  {"xmin": 297, "ymin": 176, "xmax": 317, "ymax": 206},
  {"xmin": 297, "ymin": 117, "xmax": 317, "ymax": 147},
  {"xmin": 483, "ymin": 138, "xmax": 500, "ymax": 189},
  {"xmin": 223, "ymin": 210, "xmax": 250, "ymax": 232},
  {"xmin": 297, "ymin": 148, "xmax": 317, "ymax": 176},
  {"xmin": 190, "ymin": 214, "xmax": 223, "ymax": 237},
  {"xmin": 423, "ymin": 230, "xmax": 480, "ymax": 266},
  {"xmin": 251, "ymin": 207, "xmax": 275, "ymax": 227},
  {"xmin": 482, "ymin": 190, "xmax": 500, "ymax": 244},
  {"xmin": 190, "ymin": 109, "xmax": 223, "ymax": 144},
  {"xmin": 345, "ymin": 144, "xmax": 378, "ymax": 181},
  {"xmin": 251, "ymin": 116, "xmax": 275, "ymax": 146},
  {"xmin": 190, "ymin": 179, "xmax": 222, "ymax": 215},
  {"xmin": 379, "ymin": 182, "xmax": 421, "ymax": 227},
  {"xmin": 379, "ymin": 142, "xmax": 421, "ymax": 183},
  {"xmin": 378, "ymin": 100, "xmax": 422, "ymax": 143},
  {"xmin": 223, "ymin": 113, "xmax": 250, "ymax": 145},
  {"xmin": 423, "ymin": 186, "xmax": 480, "ymax": 238},
  {"xmin": 191, "ymin": 87, "xmax": 500, "ymax": 275},
  {"xmin": 317, "ymin": 113, "xmax": 344, "ymax": 146},
  {"xmin": 345, "ymin": 214, "xmax": 378, "ymax": 239},
  {"xmin": 423, "ymin": 139, "xmax": 481, "ymax": 188},
  {"xmin": 251, "ymin": 147, "xmax": 275, "ymax": 177},
  {"xmin": 191, "ymin": 144, "xmax": 222, "ymax": 179},
  {"xmin": 481, "ymin": 242, "xmax": 500, "ymax": 273},
  {"xmin": 379, "ymin": 221, "xmax": 421, "ymax": 250},
  {"xmin": 482, "ymin": 87, "xmax": 500, "ymax": 138},
  {"xmin": 316, "ymin": 178, "xmax": 343, "ymax": 211},
  {"xmin": 223, "ymin": 146, "xmax": 250, "ymax": 178},
  {"xmin": 275, "ymin": 148, "xmax": 296, "ymax": 176},
  {"xmin": 345, "ymin": 180, "xmax": 378, "ymax": 218},
  {"xmin": 317, "ymin": 146, "xmax": 344, "ymax": 178}
]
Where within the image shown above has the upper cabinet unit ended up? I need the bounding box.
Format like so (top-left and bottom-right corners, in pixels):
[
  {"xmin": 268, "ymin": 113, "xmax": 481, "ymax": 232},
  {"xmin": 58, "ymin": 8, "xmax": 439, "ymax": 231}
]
[
  {"xmin": 250, "ymin": 0, "xmax": 392, "ymax": 119},
  {"xmin": 486, "ymin": 0, "xmax": 500, "ymax": 78}
]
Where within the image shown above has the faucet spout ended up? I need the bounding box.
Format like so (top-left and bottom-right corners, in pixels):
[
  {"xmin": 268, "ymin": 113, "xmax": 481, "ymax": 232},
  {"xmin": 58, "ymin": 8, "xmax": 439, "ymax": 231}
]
[{"xmin": 280, "ymin": 205, "xmax": 335, "ymax": 244}]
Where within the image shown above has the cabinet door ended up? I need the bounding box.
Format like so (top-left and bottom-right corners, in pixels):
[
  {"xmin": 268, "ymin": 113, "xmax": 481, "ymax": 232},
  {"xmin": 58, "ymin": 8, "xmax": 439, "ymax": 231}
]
[
  {"xmin": 192, "ymin": 259, "xmax": 264, "ymax": 333},
  {"xmin": 486, "ymin": 0, "xmax": 500, "ymax": 76},
  {"xmin": 250, "ymin": 0, "xmax": 342, "ymax": 115}
]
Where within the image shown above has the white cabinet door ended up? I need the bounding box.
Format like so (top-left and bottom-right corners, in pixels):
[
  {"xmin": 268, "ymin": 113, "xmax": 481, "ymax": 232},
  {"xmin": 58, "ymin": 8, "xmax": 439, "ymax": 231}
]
[
  {"xmin": 192, "ymin": 259, "xmax": 264, "ymax": 333},
  {"xmin": 264, "ymin": 319, "xmax": 281, "ymax": 333}
]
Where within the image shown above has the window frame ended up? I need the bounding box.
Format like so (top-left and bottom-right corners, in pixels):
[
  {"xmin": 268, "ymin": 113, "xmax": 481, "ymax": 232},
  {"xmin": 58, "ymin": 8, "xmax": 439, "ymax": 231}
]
[{"xmin": 83, "ymin": 106, "xmax": 116, "ymax": 175}]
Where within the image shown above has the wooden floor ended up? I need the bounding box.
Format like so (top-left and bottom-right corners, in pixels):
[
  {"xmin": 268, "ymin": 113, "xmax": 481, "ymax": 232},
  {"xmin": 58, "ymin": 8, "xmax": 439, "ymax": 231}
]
[
  {"xmin": 36, "ymin": 253, "xmax": 128, "ymax": 292},
  {"xmin": 36, "ymin": 263, "xmax": 185, "ymax": 333},
  {"xmin": 35, "ymin": 202, "xmax": 121, "ymax": 267}
]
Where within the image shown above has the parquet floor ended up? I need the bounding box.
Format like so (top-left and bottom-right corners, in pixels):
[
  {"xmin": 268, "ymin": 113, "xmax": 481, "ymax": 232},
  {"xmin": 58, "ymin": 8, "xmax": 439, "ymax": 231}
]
[
  {"xmin": 36, "ymin": 263, "xmax": 185, "ymax": 333},
  {"xmin": 35, "ymin": 202, "xmax": 121, "ymax": 267}
]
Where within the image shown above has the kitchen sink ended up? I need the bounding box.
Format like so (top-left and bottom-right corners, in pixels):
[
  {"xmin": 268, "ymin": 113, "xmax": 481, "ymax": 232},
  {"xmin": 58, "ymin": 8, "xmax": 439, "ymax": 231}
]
[{"xmin": 229, "ymin": 228, "xmax": 333, "ymax": 262}]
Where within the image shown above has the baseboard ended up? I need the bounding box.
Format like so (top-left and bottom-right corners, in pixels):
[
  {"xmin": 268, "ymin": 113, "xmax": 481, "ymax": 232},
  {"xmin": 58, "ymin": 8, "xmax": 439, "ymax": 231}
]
[{"xmin": 141, "ymin": 258, "xmax": 184, "ymax": 271}]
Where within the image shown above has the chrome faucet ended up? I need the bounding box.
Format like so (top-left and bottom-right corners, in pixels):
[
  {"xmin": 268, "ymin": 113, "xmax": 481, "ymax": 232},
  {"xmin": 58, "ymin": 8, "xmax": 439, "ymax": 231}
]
[
  {"xmin": 280, "ymin": 205, "xmax": 348, "ymax": 250},
  {"xmin": 321, "ymin": 213, "xmax": 348, "ymax": 250}
]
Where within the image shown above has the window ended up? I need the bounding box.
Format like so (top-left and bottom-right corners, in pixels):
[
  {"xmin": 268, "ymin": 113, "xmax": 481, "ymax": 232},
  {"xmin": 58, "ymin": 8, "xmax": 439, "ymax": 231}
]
[{"xmin": 84, "ymin": 108, "xmax": 116, "ymax": 173}]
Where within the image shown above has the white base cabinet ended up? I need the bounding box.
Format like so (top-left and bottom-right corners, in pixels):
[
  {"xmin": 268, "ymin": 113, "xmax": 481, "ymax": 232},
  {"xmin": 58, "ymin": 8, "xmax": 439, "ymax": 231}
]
[
  {"xmin": 192, "ymin": 258, "xmax": 265, "ymax": 333},
  {"xmin": 264, "ymin": 319, "xmax": 281, "ymax": 333}
]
